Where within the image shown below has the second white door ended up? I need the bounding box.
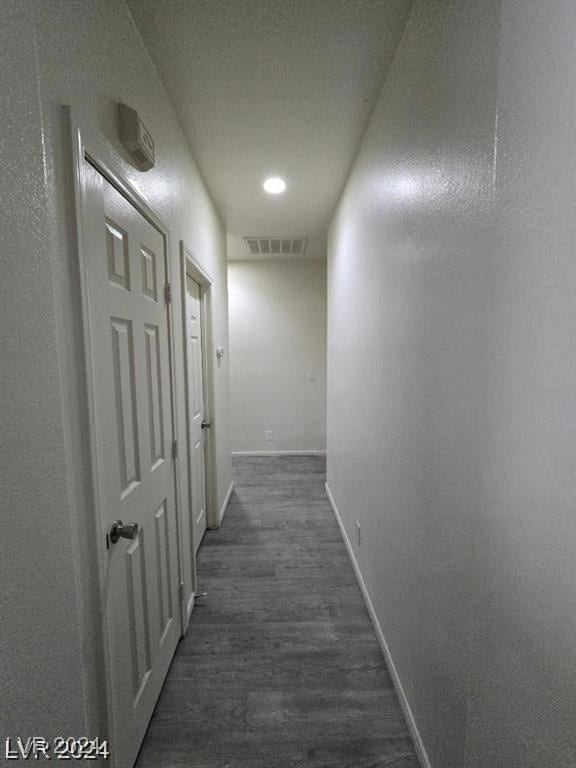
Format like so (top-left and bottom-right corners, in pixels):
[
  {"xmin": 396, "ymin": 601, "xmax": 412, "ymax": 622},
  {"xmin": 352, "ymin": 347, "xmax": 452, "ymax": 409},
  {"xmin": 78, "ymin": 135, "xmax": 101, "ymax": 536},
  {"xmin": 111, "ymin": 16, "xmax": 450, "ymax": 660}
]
[{"xmin": 186, "ymin": 274, "xmax": 207, "ymax": 553}]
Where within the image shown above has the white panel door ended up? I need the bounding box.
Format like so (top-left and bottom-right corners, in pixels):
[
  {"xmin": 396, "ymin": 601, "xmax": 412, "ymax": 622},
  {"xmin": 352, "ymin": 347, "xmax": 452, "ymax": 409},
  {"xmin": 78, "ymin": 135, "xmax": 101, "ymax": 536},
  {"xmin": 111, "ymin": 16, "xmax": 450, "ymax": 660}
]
[
  {"xmin": 186, "ymin": 275, "xmax": 207, "ymax": 553},
  {"xmin": 83, "ymin": 162, "xmax": 180, "ymax": 768}
]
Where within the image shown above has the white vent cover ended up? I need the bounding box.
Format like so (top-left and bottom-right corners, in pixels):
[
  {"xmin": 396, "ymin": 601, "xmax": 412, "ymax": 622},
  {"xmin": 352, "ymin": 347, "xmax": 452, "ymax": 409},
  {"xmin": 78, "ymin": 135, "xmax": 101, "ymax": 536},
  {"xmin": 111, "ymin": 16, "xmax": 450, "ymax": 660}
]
[{"xmin": 243, "ymin": 237, "xmax": 307, "ymax": 256}]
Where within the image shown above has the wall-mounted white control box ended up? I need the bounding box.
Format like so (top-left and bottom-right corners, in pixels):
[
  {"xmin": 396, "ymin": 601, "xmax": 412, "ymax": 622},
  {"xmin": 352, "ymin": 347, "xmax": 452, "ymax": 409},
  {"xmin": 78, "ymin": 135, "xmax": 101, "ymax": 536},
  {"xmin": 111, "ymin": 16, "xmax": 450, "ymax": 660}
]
[{"xmin": 118, "ymin": 103, "xmax": 155, "ymax": 171}]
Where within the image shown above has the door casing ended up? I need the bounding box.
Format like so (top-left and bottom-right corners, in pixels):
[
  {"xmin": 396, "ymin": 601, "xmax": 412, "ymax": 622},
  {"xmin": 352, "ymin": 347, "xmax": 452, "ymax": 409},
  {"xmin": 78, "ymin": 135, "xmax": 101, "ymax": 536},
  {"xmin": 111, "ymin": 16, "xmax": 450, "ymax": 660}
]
[
  {"xmin": 179, "ymin": 243, "xmax": 218, "ymax": 628},
  {"xmin": 68, "ymin": 109, "xmax": 185, "ymax": 766}
]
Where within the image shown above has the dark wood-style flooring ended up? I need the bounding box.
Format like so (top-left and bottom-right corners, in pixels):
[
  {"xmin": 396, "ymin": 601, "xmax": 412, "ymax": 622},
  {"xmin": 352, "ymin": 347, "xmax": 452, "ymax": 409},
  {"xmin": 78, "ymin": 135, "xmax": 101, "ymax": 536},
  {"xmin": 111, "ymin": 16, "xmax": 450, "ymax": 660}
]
[{"xmin": 136, "ymin": 455, "xmax": 419, "ymax": 768}]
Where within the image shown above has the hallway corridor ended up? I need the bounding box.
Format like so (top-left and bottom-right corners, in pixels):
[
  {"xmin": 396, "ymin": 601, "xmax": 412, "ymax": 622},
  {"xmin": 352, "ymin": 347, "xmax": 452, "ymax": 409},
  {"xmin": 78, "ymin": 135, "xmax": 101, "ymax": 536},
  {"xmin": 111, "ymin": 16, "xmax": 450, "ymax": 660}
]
[{"xmin": 136, "ymin": 456, "xmax": 419, "ymax": 767}]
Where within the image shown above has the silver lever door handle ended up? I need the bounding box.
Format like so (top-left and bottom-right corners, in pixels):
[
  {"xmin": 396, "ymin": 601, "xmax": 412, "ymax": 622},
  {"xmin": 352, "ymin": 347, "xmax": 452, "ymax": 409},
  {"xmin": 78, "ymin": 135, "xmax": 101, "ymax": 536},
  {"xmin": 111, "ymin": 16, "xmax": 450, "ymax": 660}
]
[
  {"xmin": 109, "ymin": 520, "xmax": 139, "ymax": 544},
  {"xmin": 201, "ymin": 419, "xmax": 212, "ymax": 429}
]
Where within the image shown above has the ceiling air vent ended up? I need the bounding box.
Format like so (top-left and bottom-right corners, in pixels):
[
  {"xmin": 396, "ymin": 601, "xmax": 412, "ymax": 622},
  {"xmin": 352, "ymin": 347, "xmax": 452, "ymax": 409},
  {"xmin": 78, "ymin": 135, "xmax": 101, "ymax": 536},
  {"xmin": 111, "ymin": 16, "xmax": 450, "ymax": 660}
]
[{"xmin": 243, "ymin": 237, "xmax": 307, "ymax": 256}]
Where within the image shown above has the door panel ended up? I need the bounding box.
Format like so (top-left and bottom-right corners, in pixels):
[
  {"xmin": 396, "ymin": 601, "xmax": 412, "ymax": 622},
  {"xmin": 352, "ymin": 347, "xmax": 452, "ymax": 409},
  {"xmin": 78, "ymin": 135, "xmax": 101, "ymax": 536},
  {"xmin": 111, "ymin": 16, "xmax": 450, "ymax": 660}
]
[
  {"xmin": 83, "ymin": 162, "xmax": 180, "ymax": 768},
  {"xmin": 186, "ymin": 275, "xmax": 207, "ymax": 554}
]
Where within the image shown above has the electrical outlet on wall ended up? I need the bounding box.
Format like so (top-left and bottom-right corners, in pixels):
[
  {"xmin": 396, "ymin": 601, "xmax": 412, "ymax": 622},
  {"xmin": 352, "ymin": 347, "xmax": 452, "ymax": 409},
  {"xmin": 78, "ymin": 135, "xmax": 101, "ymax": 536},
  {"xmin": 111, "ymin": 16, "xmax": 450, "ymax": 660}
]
[
  {"xmin": 265, "ymin": 431, "xmax": 273, "ymax": 441},
  {"xmin": 355, "ymin": 520, "xmax": 361, "ymax": 546}
]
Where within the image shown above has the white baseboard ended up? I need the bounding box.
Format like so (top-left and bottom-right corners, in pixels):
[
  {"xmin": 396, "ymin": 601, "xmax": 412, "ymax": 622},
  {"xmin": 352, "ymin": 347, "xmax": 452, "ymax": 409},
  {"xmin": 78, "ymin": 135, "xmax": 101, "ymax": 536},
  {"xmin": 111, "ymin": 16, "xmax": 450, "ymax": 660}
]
[
  {"xmin": 216, "ymin": 481, "xmax": 234, "ymax": 527},
  {"xmin": 232, "ymin": 450, "xmax": 326, "ymax": 457},
  {"xmin": 324, "ymin": 482, "xmax": 431, "ymax": 768}
]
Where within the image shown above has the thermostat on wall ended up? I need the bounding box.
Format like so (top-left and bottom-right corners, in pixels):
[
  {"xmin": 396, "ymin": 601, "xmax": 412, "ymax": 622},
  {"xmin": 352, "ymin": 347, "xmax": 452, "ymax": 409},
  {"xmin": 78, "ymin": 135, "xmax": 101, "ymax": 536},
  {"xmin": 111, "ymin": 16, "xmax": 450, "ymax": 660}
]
[{"xmin": 118, "ymin": 103, "xmax": 155, "ymax": 171}]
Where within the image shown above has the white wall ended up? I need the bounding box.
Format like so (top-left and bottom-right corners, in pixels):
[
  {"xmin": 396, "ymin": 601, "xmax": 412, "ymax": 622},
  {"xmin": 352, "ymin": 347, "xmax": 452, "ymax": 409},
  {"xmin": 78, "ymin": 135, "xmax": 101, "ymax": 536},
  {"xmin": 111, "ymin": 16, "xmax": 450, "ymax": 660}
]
[
  {"xmin": 0, "ymin": 1, "xmax": 87, "ymax": 740},
  {"xmin": 1, "ymin": 0, "xmax": 232, "ymax": 745},
  {"xmin": 228, "ymin": 259, "xmax": 326, "ymax": 453},
  {"xmin": 326, "ymin": 1, "xmax": 576, "ymax": 767},
  {"xmin": 467, "ymin": 1, "xmax": 576, "ymax": 764}
]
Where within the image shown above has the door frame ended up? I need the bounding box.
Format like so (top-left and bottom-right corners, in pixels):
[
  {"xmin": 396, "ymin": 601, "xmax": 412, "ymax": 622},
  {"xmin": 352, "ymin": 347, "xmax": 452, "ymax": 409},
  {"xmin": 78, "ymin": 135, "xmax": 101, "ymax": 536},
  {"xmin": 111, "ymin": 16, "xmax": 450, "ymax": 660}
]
[
  {"xmin": 68, "ymin": 109, "xmax": 184, "ymax": 766},
  {"xmin": 180, "ymin": 242, "xmax": 218, "ymax": 535}
]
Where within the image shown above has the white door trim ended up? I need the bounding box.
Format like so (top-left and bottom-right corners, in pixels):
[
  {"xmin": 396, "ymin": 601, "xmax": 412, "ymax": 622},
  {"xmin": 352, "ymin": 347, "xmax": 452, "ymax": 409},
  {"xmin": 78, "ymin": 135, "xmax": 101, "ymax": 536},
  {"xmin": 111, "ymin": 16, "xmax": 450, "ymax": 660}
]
[
  {"xmin": 180, "ymin": 240, "xmax": 219, "ymax": 528},
  {"xmin": 179, "ymin": 243, "xmax": 217, "ymax": 631},
  {"xmin": 67, "ymin": 108, "xmax": 184, "ymax": 766},
  {"xmin": 180, "ymin": 242, "xmax": 218, "ymax": 531}
]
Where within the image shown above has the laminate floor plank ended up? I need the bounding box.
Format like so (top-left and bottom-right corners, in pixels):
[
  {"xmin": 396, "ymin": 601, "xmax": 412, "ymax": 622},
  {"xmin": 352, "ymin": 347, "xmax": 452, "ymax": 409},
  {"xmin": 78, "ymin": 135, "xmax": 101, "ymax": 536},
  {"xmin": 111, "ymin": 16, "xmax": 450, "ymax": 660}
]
[{"xmin": 136, "ymin": 456, "xmax": 419, "ymax": 768}]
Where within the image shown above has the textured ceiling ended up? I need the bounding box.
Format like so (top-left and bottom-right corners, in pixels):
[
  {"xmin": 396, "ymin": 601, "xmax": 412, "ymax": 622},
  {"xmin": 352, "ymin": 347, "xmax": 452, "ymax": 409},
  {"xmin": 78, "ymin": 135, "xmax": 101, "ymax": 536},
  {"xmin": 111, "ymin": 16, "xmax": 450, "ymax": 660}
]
[{"xmin": 126, "ymin": 0, "xmax": 414, "ymax": 259}]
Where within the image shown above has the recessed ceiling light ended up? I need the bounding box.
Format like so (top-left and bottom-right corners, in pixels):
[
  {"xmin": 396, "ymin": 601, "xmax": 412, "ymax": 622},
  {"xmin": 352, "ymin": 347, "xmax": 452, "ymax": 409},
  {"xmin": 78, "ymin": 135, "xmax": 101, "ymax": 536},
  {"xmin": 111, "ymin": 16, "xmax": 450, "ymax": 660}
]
[{"xmin": 263, "ymin": 177, "xmax": 286, "ymax": 194}]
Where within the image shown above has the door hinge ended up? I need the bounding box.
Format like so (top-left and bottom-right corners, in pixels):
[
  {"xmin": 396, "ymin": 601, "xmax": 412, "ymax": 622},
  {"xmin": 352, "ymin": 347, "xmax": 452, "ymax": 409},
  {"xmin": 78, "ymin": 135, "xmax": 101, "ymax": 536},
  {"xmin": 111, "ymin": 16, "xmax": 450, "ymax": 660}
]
[
  {"xmin": 171, "ymin": 439, "xmax": 178, "ymax": 459},
  {"xmin": 178, "ymin": 582, "xmax": 184, "ymax": 602},
  {"xmin": 164, "ymin": 282, "xmax": 172, "ymax": 304}
]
